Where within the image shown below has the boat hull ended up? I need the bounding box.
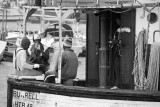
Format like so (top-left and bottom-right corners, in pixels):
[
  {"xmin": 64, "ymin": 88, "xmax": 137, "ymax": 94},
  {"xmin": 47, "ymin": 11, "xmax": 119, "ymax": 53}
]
[
  {"xmin": 0, "ymin": 40, "xmax": 7, "ymax": 61},
  {"xmin": 7, "ymin": 78, "xmax": 160, "ymax": 107}
]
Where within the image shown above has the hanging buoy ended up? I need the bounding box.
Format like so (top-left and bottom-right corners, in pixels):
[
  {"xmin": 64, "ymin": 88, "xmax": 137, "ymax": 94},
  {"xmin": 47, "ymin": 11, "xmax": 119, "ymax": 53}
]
[{"xmin": 147, "ymin": 12, "xmax": 158, "ymax": 24}]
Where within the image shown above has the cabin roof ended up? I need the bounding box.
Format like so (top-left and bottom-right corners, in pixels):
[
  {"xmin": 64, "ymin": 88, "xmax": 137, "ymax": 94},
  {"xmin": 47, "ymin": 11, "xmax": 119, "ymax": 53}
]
[
  {"xmin": 51, "ymin": 0, "xmax": 134, "ymax": 9},
  {"xmin": 56, "ymin": 0, "xmax": 134, "ymax": 5},
  {"xmin": 22, "ymin": 0, "xmax": 160, "ymax": 10},
  {"xmin": 53, "ymin": 0, "xmax": 158, "ymax": 9}
]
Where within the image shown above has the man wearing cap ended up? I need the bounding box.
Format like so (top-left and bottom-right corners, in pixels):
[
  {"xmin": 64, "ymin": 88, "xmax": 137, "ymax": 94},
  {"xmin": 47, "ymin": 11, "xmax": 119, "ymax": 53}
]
[
  {"xmin": 13, "ymin": 36, "xmax": 43, "ymax": 76},
  {"xmin": 60, "ymin": 37, "xmax": 78, "ymax": 85},
  {"xmin": 45, "ymin": 38, "xmax": 78, "ymax": 85},
  {"xmin": 29, "ymin": 34, "xmax": 49, "ymax": 73}
]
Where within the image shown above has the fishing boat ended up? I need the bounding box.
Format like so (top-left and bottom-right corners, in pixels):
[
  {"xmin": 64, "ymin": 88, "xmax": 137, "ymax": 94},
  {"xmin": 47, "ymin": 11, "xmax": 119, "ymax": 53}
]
[
  {"xmin": 0, "ymin": 7, "xmax": 9, "ymax": 62},
  {"xmin": 7, "ymin": 0, "xmax": 160, "ymax": 107},
  {"xmin": 0, "ymin": 40, "xmax": 7, "ymax": 61}
]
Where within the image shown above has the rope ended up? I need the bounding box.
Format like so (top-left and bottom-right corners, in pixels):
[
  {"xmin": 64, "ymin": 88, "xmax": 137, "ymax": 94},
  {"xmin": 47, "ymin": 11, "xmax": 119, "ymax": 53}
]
[
  {"xmin": 133, "ymin": 4, "xmax": 160, "ymax": 91},
  {"xmin": 109, "ymin": 8, "xmax": 132, "ymax": 14},
  {"xmin": 132, "ymin": 29, "xmax": 147, "ymax": 90},
  {"xmin": 144, "ymin": 42, "xmax": 160, "ymax": 91},
  {"xmin": 144, "ymin": 12, "xmax": 150, "ymax": 75},
  {"xmin": 99, "ymin": 8, "xmax": 132, "ymax": 13}
]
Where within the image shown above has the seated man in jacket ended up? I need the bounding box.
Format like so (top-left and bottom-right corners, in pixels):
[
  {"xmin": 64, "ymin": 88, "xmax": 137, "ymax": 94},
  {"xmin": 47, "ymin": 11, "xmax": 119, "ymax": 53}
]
[
  {"xmin": 13, "ymin": 36, "xmax": 43, "ymax": 76},
  {"xmin": 45, "ymin": 38, "xmax": 78, "ymax": 86},
  {"xmin": 29, "ymin": 34, "xmax": 49, "ymax": 73}
]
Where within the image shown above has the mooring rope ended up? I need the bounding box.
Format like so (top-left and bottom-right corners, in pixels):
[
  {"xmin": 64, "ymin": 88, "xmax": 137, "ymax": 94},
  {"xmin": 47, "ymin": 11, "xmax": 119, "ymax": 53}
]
[
  {"xmin": 144, "ymin": 42, "xmax": 160, "ymax": 91},
  {"xmin": 132, "ymin": 29, "xmax": 147, "ymax": 90}
]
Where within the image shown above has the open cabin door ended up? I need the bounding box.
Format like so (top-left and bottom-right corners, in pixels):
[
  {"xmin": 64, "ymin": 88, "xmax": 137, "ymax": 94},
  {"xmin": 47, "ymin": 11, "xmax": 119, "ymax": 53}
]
[
  {"xmin": 120, "ymin": 9, "xmax": 135, "ymax": 89},
  {"xmin": 86, "ymin": 9, "xmax": 135, "ymax": 89},
  {"xmin": 86, "ymin": 14, "xmax": 100, "ymax": 87}
]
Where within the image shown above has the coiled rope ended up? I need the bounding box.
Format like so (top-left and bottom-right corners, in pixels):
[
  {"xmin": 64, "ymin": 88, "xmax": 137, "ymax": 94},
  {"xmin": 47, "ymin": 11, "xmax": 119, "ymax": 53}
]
[
  {"xmin": 133, "ymin": 31, "xmax": 160, "ymax": 91},
  {"xmin": 144, "ymin": 42, "xmax": 160, "ymax": 91},
  {"xmin": 132, "ymin": 29, "xmax": 147, "ymax": 90}
]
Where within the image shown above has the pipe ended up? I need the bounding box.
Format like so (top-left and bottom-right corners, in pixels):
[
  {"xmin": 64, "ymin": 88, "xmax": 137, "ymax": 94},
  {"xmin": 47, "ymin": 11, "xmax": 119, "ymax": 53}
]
[
  {"xmin": 41, "ymin": 9, "xmax": 45, "ymax": 33},
  {"xmin": 99, "ymin": 12, "xmax": 108, "ymax": 88},
  {"xmin": 1, "ymin": 9, "xmax": 4, "ymax": 40},
  {"xmin": 5, "ymin": 9, "xmax": 7, "ymax": 39},
  {"xmin": 23, "ymin": 7, "xmax": 26, "ymax": 37},
  {"xmin": 153, "ymin": 30, "xmax": 160, "ymax": 42},
  {"xmin": 57, "ymin": 7, "xmax": 62, "ymax": 84},
  {"xmin": 40, "ymin": 3, "xmax": 160, "ymax": 10}
]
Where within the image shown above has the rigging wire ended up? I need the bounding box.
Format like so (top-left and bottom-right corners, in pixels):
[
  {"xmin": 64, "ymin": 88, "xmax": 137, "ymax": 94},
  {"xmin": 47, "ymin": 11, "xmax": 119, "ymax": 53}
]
[
  {"xmin": 158, "ymin": 3, "xmax": 160, "ymax": 35},
  {"xmin": 108, "ymin": 8, "xmax": 132, "ymax": 13},
  {"xmin": 92, "ymin": 7, "xmax": 132, "ymax": 14}
]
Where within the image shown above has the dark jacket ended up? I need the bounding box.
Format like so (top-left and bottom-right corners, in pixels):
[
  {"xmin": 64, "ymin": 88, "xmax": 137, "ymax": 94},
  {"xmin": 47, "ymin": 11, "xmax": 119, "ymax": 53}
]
[
  {"xmin": 30, "ymin": 42, "xmax": 49, "ymax": 64},
  {"xmin": 61, "ymin": 48, "xmax": 78, "ymax": 81}
]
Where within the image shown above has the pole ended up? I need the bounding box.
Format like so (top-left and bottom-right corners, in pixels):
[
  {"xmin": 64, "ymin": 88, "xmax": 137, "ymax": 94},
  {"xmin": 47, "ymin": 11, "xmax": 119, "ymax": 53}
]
[
  {"xmin": 42, "ymin": 2, "xmax": 160, "ymax": 10},
  {"xmin": 117, "ymin": 0, "xmax": 119, "ymax": 5},
  {"xmin": 41, "ymin": 9, "xmax": 45, "ymax": 33},
  {"xmin": 4, "ymin": 9, "xmax": 7, "ymax": 40},
  {"xmin": 23, "ymin": 7, "xmax": 26, "ymax": 37},
  {"xmin": 99, "ymin": 12, "xmax": 108, "ymax": 88},
  {"xmin": 57, "ymin": 7, "xmax": 62, "ymax": 84},
  {"xmin": 1, "ymin": 9, "xmax": 4, "ymax": 40}
]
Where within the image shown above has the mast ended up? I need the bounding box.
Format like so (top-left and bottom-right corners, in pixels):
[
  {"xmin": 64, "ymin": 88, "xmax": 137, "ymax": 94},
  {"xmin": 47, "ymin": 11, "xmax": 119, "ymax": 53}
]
[
  {"xmin": 57, "ymin": 6, "xmax": 62, "ymax": 84},
  {"xmin": 2, "ymin": 9, "xmax": 4, "ymax": 40},
  {"xmin": 23, "ymin": 7, "xmax": 27, "ymax": 37},
  {"xmin": 41, "ymin": 9, "xmax": 45, "ymax": 33},
  {"xmin": 5, "ymin": 9, "xmax": 7, "ymax": 39}
]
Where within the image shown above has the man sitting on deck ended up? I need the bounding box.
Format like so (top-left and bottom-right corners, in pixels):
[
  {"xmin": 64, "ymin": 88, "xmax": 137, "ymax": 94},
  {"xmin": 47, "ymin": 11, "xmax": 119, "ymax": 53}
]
[
  {"xmin": 13, "ymin": 37, "xmax": 43, "ymax": 76},
  {"xmin": 29, "ymin": 34, "xmax": 49, "ymax": 74}
]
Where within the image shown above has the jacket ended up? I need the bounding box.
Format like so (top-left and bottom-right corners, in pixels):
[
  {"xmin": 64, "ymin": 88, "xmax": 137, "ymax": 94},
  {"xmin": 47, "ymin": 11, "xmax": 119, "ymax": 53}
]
[
  {"xmin": 61, "ymin": 48, "xmax": 78, "ymax": 81},
  {"xmin": 13, "ymin": 47, "xmax": 42, "ymax": 76}
]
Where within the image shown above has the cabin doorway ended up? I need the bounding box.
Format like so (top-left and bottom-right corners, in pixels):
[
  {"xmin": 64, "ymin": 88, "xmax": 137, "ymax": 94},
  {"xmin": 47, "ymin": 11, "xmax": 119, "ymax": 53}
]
[
  {"xmin": 86, "ymin": 9, "xmax": 135, "ymax": 89},
  {"xmin": 120, "ymin": 9, "xmax": 135, "ymax": 89},
  {"xmin": 86, "ymin": 14, "xmax": 100, "ymax": 87}
]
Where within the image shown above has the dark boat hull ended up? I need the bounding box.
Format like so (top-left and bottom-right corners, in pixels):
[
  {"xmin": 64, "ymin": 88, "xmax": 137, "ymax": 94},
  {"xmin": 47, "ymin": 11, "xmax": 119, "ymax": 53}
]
[{"xmin": 7, "ymin": 78, "xmax": 160, "ymax": 107}]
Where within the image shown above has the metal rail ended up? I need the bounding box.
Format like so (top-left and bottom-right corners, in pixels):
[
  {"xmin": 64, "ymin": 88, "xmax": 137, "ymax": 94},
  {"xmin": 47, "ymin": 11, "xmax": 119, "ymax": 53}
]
[
  {"xmin": 153, "ymin": 30, "xmax": 160, "ymax": 42},
  {"xmin": 23, "ymin": 2, "xmax": 160, "ymax": 10}
]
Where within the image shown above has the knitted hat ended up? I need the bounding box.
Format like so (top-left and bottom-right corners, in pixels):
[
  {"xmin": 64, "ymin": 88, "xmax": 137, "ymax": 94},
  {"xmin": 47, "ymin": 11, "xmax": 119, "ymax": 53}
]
[
  {"xmin": 21, "ymin": 37, "xmax": 30, "ymax": 50},
  {"xmin": 63, "ymin": 38, "xmax": 72, "ymax": 47}
]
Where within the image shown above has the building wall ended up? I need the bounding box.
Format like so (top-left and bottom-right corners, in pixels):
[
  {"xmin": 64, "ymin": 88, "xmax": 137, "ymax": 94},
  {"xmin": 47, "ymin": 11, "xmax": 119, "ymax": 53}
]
[
  {"xmin": 0, "ymin": 22, "xmax": 41, "ymax": 32},
  {"xmin": 136, "ymin": 7, "xmax": 160, "ymax": 44}
]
